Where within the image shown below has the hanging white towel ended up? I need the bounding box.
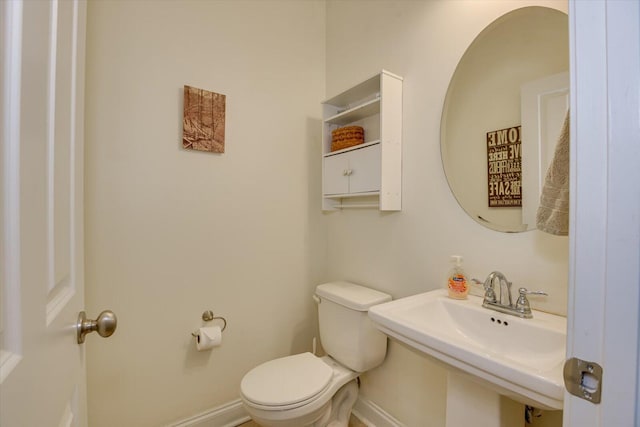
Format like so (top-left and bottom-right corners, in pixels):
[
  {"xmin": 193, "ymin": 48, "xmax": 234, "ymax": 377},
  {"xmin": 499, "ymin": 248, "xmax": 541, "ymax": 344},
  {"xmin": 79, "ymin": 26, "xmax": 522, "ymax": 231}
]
[{"xmin": 536, "ymin": 110, "xmax": 570, "ymax": 235}]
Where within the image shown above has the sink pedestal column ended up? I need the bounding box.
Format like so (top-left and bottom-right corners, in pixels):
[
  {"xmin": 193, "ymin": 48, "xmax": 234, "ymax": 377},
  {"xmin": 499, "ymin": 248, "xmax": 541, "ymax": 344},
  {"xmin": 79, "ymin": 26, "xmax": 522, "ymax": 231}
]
[{"xmin": 446, "ymin": 373, "xmax": 524, "ymax": 427}]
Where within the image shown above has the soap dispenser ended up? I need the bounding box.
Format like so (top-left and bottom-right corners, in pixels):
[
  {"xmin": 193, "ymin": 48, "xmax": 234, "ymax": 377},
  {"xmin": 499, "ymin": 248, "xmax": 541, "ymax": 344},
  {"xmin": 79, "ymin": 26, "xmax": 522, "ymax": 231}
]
[{"xmin": 447, "ymin": 255, "xmax": 468, "ymax": 300}]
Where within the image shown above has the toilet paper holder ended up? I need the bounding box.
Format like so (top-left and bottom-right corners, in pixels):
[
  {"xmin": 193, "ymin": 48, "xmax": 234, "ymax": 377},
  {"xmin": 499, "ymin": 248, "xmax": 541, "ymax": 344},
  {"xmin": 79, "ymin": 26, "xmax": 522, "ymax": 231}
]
[{"xmin": 191, "ymin": 310, "xmax": 227, "ymax": 337}]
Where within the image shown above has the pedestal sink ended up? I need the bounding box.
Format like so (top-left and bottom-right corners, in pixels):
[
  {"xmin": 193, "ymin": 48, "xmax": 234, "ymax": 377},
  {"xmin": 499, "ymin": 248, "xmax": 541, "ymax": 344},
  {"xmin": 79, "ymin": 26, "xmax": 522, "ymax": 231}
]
[{"xmin": 368, "ymin": 289, "xmax": 566, "ymax": 411}]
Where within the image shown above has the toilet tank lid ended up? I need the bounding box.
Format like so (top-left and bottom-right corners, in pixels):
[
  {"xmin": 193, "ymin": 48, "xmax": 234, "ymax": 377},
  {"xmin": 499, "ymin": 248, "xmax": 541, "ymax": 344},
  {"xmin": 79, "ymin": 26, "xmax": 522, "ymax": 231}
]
[{"xmin": 315, "ymin": 281, "xmax": 391, "ymax": 311}]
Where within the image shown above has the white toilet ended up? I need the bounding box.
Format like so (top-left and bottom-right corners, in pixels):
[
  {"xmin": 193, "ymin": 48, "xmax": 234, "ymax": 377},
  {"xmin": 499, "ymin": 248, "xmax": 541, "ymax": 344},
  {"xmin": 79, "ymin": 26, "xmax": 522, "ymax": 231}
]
[{"xmin": 240, "ymin": 281, "xmax": 391, "ymax": 427}]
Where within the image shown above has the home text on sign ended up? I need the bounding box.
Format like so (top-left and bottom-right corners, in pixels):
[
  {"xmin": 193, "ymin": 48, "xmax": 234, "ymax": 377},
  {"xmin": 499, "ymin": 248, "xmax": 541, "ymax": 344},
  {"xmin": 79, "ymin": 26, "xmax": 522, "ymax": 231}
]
[{"xmin": 486, "ymin": 126, "xmax": 522, "ymax": 207}]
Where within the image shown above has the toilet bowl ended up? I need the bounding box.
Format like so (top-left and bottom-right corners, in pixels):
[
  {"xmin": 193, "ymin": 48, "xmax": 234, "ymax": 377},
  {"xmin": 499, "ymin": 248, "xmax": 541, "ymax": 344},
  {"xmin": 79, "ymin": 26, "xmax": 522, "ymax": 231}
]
[
  {"xmin": 240, "ymin": 281, "xmax": 391, "ymax": 427},
  {"xmin": 240, "ymin": 353, "xmax": 359, "ymax": 427}
]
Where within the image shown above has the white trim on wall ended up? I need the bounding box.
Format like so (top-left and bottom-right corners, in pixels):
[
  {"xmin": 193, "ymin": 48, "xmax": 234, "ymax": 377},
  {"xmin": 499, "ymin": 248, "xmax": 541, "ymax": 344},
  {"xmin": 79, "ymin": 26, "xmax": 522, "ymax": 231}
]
[
  {"xmin": 168, "ymin": 397, "xmax": 404, "ymax": 427},
  {"xmin": 0, "ymin": 0, "xmax": 23, "ymax": 384},
  {"xmin": 167, "ymin": 399, "xmax": 250, "ymax": 427},
  {"xmin": 352, "ymin": 396, "xmax": 406, "ymax": 427}
]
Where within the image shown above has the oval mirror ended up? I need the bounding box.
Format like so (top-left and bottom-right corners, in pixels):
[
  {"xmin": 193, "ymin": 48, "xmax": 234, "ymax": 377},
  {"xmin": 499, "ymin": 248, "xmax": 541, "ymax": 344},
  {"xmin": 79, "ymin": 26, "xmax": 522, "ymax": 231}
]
[{"xmin": 441, "ymin": 7, "xmax": 569, "ymax": 232}]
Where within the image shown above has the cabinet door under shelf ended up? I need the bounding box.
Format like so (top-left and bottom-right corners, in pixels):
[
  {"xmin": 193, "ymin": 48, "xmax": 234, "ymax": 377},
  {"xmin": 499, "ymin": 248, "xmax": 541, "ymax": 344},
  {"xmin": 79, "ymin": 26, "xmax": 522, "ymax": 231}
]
[
  {"xmin": 323, "ymin": 153, "xmax": 350, "ymax": 195},
  {"xmin": 323, "ymin": 144, "xmax": 381, "ymax": 196}
]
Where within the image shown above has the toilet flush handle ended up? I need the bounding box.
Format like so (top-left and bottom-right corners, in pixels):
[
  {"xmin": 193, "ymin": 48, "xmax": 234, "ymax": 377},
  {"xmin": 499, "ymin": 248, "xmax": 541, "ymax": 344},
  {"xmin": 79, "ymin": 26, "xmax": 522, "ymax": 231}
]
[{"xmin": 312, "ymin": 294, "xmax": 321, "ymax": 305}]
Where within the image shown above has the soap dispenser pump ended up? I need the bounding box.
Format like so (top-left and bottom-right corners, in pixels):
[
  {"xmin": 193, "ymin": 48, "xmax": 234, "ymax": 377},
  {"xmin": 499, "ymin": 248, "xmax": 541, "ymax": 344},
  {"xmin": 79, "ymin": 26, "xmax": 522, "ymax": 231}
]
[{"xmin": 447, "ymin": 255, "xmax": 468, "ymax": 300}]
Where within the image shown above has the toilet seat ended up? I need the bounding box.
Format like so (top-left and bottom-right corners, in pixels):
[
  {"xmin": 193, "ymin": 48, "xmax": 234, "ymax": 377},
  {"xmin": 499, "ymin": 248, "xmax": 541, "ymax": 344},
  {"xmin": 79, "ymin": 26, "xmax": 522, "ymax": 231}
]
[
  {"xmin": 240, "ymin": 354, "xmax": 360, "ymax": 427},
  {"xmin": 241, "ymin": 353, "xmax": 333, "ymax": 410}
]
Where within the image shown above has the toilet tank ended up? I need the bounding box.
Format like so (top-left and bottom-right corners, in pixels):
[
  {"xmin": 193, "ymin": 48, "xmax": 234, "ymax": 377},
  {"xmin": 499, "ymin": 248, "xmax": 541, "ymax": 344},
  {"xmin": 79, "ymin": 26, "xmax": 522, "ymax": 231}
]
[{"xmin": 315, "ymin": 281, "xmax": 392, "ymax": 372}]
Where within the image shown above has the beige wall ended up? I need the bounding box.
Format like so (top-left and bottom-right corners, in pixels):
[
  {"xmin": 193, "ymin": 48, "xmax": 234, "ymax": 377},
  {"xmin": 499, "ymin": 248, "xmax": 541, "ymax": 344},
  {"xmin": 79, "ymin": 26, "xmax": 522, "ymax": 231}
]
[
  {"xmin": 325, "ymin": 0, "xmax": 568, "ymax": 426},
  {"xmin": 84, "ymin": 1, "xmax": 326, "ymax": 425},
  {"xmin": 85, "ymin": 0, "xmax": 569, "ymax": 426}
]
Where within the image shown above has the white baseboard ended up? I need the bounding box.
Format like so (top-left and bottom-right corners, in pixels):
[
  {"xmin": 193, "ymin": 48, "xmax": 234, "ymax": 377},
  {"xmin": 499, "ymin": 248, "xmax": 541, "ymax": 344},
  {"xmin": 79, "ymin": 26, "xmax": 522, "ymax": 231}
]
[
  {"xmin": 169, "ymin": 396, "xmax": 403, "ymax": 427},
  {"xmin": 352, "ymin": 396, "xmax": 405, "ymax": 427},
  {"xmin": 168, "ymin": 399, "xmax": 250, "ymax": 427}
]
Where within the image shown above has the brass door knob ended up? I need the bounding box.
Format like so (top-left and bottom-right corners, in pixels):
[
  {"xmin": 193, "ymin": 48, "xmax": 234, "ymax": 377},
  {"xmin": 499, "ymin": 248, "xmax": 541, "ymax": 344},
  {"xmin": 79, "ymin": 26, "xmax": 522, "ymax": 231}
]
[{"xmin": 77, "ymin": 310, "xmax": 117, "ymax": 344}]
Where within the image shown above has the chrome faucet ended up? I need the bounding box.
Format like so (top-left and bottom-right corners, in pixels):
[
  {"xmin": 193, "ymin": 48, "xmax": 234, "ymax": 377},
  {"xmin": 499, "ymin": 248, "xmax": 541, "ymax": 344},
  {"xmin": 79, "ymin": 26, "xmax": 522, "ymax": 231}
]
[
  {"xmin": 474, "ymin": 271, "xmax": 547, "ymax": 319},
  {"xmin": 485, "ymin": 271, "xmax": 512, "ymax": 306}
]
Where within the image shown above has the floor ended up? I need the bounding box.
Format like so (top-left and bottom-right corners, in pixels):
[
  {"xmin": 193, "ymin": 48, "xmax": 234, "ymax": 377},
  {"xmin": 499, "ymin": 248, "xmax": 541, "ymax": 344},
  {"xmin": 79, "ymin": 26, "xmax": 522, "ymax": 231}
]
[{"xmin": 238, "ymin": 413, "xmax": 367, "ymax": 427}]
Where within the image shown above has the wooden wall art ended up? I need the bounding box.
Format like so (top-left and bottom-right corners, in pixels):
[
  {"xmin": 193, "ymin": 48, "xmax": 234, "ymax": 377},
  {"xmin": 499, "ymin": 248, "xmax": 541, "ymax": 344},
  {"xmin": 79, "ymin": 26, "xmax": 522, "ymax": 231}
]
[
  {"xmin": 486, "ymin": 125, "xmax": 522, "ymax": 207},
  {"xmin": 183, "ymin": 85, "xmax": 226, "ymax": 153}
]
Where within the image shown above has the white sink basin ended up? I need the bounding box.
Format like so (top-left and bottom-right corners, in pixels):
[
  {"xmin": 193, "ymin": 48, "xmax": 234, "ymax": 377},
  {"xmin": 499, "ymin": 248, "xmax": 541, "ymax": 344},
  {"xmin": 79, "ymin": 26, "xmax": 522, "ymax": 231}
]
[{"xmin": 368, "ymin": 289, "xmax": 566, "ymax": 410}]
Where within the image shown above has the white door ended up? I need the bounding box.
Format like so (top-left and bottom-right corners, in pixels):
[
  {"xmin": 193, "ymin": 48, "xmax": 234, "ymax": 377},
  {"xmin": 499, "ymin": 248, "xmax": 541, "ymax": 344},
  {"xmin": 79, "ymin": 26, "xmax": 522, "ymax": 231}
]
[
  {"xmin": 565, "ymin": 0, "xmax": 640, "ymax": 425},
  {"xmin": 520, "ymin": 72, "xmax": 569, "ymax": 229},
  {"xmin": 323, "ymin": 154, "xmax": 350, "ymax": 195},
  {"xmin": 1, "ymin": 1, "xmax": 93, "ymax": 425},
  {"xmin": 348, "ymin": 144, "xmax": 381, "ymax": 194}
]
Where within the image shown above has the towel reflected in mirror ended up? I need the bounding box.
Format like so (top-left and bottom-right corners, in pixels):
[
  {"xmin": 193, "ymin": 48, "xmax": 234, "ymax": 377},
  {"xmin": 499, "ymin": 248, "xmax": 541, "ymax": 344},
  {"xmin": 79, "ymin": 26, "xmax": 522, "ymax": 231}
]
[{"xmin": 536, "ymin": 110, "xmax": 570, "ymax": 235}]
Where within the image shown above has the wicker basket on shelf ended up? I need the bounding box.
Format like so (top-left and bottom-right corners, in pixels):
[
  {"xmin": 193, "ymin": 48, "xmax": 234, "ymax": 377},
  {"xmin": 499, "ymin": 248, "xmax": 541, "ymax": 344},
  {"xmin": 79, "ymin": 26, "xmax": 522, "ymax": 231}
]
[{"xmin": 331, "ymin": 126, "xmax": 364, "ymax": 152}]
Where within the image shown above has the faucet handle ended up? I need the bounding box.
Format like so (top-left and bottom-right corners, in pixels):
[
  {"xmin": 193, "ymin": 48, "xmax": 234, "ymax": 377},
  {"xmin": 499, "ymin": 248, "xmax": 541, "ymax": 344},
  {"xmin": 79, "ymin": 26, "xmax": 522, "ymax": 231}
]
[
  {"xmin": 472, "ymin": 277, "xmax": 492, "ymax": 291},
  {"xmin": 471, "ymin": 278, "xmax": 484, "ymax": 287},
  {"xmin": 472, "ymin": 278, "xmax": 497, "ymax": 303},
  {"xmin": 515, "ymin": 288, "xmax": 548, "ymax": 315},
  {"xmin": 518, "ymin": 288, "xmax": 548, "ymax": 297}
]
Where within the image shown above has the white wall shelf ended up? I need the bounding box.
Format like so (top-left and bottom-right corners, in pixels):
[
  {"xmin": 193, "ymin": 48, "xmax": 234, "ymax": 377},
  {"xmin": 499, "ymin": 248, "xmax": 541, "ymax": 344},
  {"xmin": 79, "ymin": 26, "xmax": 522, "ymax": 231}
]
[
  {"xmin": 321, "ymin": 70, "xmax": 403, "ymax": 211},
  {"xmin": 324, "ymin": 191, "xmax": 381, "ymax": 200},
  {"xmin": 323, "ymin": 140, "xmax": 381, "ymax": 158},
  {"xmin": 324, "ymin": 98, "xmax": 381, "ymax": 126}
]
